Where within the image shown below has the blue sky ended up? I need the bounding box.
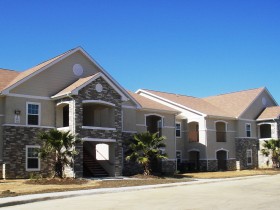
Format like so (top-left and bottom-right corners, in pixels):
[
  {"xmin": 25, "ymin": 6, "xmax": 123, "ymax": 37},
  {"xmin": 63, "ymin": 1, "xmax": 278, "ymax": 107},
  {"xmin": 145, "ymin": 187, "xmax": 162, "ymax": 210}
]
[{"xmin": 1, "ymin": 0, "xmax": 280, "ymax": 102}]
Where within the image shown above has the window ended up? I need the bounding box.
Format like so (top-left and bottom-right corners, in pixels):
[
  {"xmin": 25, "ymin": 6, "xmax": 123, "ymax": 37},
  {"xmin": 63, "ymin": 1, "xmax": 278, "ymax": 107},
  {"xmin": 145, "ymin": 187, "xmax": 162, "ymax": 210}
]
[
  {"xmin": 26, "ymin": 146, "xmax": 40, "ymax": 171},
  {"xmin": 246, "ymin": 149, "xmax": 252, "ymax": 166},
  {"xmin": 27, "ymin": 103, "xmax": 40, "ymax": 125},
  {"xmin": 246, "ymin": 123, "xmax": 251, "ymax": 137},
  {"xmin": 260, "ymin": 124, "xmax": 272, "ymax": 138},
  {"xmin": 176, "ymin": 123, "xmax": 181, "ymax": 138}
]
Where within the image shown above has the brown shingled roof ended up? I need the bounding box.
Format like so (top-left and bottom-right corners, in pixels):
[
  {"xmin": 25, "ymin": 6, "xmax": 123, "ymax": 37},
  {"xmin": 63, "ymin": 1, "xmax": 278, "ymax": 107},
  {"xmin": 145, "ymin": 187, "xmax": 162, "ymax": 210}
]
[
  {"xmin": 128, "ymin": 91, "xmax": 177, "ymax": 113},
  {"xmin": 52, "ymin": 74, "xmax": 97, "ymax": 98},
  {"xmin": 0, "ymin": 68, "xmax": 20, "ymax": 91},
  {"xmin": 142, "ymin": 89, "xmax": 232, "ymax": 117},
  {"xmin": 141, "ymin": 87, "xmax": 266, "ymax": 118},
  {"xmin": 257, "ymin": 106, "xmax": 280, "ymax": 121},
  {"xmin": 203, "ymin": 87, "xmax": 265, "ymax": 118}
]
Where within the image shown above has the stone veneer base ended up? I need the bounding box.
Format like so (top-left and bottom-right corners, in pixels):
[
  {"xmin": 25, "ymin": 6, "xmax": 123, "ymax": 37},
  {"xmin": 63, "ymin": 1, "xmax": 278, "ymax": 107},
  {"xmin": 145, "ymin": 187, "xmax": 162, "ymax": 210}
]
[{"xmin": 2, "ymin": 126, "xmax": 55, "ymax": 178}]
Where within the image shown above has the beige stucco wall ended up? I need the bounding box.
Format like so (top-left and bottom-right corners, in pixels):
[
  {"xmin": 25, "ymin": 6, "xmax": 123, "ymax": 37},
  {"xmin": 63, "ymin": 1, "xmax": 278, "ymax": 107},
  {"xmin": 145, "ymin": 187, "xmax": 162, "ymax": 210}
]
[
  {"xmin": 122, "ymin": 108, "xmax": 136, "ymax": 132},
  {"xmin": 240, "ymin": 90, "xmax": 277, "ymax": 120},
  {"xmin": 204, "ymin": 118, "xmax": 237, "ymax": 159},
  {"xmin": 236, "ymin": 120, "xmax": 257, "ymax": 138},
  {"xmin": 4, "ymin": 96, "xmax": 55, "ymax": 127},
  {"xmin": 11, "ymin": 51, "xmax": 100, "ymax": 97}
]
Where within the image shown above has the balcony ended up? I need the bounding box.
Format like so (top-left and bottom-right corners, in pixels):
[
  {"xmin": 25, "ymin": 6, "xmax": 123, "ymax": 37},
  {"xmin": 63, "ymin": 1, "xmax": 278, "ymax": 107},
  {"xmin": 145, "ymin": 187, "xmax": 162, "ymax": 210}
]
[
  {"xmin": 188, "ymin": 131, "xmax": 199, "ymax": 142},
  {"xmin": 83, "ymin": 103, "xmax": 115, "ymax": 130},
  {"xmin": 188, "ymin": 122, "xmax": 199, "ymax": 143},
  {"xmin": 216, "ymin": 131, "xmax": 226, "ymax": 142}
]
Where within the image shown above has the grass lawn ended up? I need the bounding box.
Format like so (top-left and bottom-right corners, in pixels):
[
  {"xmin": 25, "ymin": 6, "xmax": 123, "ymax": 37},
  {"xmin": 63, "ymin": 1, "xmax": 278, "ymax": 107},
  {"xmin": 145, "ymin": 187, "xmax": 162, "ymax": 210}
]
[{"xmin": 0, "ymin": 169, "xmax": 279, "ymax": 198}]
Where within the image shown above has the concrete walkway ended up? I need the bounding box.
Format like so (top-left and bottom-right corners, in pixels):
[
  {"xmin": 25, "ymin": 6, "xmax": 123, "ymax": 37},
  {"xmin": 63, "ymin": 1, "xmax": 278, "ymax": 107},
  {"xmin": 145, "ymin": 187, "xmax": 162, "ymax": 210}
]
[{"xmin": 0, "ymin": 175, "xmax": 268, "ymax": 208}]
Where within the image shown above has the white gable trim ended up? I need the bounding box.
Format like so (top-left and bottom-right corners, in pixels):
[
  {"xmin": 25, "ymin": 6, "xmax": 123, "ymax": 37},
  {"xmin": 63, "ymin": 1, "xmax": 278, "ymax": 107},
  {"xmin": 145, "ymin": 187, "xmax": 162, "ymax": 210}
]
[{"xmin": 136, "ymin": 89, "xmax": 206, "ymax": 116}]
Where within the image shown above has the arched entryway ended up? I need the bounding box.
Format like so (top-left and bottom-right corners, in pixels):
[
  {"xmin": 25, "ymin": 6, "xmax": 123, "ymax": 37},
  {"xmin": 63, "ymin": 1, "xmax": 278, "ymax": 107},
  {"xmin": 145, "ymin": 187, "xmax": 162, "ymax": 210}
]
[
  {"xmin": 217, "ymin": 150, "xmax": 227, "ymax": 171},
  {"xmin": 189, "ymin": 151, "xmax": 200, "ymax": 171}
]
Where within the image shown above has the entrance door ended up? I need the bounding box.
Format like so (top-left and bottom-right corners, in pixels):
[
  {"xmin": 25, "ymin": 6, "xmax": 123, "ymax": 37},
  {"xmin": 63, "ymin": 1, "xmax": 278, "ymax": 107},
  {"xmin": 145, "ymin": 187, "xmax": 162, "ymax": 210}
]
[
  {"xmin": 189, "ymin": 151, "xmax": 200, "ymax": 171},
  {"xmin": 217, "ymin": 150, "xmax": 227, "ymax": 171}
]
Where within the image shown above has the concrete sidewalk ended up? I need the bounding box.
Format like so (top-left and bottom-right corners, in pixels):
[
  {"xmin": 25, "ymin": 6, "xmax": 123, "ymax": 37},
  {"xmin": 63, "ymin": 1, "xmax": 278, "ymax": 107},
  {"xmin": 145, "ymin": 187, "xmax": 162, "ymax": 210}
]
[{"xmin": 0, "ymin": 175, "xmax": 268, "ymax": 208}]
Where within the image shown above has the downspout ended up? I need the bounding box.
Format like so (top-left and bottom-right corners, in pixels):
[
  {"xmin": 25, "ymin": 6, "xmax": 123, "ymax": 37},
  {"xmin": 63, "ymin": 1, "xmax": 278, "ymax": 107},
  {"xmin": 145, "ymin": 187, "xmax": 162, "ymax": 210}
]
[
  {"xmin": 67, "ymin": 93, "xmax": 76, "ymax": 177},
  {"xmin": 174, "ymin": 115, "xmax": 177, "ymax": 172},
  {"xmin": 204, "ymin": 117, "xmax": 208, "ymax": 171}
]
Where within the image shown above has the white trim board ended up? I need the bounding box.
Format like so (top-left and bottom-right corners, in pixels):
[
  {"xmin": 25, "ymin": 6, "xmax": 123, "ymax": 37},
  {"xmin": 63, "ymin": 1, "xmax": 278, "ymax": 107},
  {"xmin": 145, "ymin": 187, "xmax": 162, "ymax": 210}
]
[
  {"xmin": 82, "ymin": 138, "xmax": 116, "ymax": 143},
  {"xmin": 6, "ymin": 93, "xmax": 51, "ymax": 100},
  {"xmin": 136, "ymin": 89, "xmax": 206, "ymax": 116}
]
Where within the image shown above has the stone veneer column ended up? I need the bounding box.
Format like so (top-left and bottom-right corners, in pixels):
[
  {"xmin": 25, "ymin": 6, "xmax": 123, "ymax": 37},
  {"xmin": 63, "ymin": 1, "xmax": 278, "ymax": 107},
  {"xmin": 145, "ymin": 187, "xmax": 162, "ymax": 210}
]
[{"xmin": 72, "ymin": 77, "xmax": 123, "ymax": 177}]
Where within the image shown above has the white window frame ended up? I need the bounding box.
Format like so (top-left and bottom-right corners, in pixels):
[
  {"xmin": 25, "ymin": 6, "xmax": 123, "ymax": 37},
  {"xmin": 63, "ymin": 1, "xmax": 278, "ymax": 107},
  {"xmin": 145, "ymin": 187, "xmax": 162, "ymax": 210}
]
[
  {"xmin": 245, "ymin": 123, "xmax": 251, "ymax": 137},
  {"xmin": 176, "ymin": 122, "xmax": 181, "ymax": 138},
  {"xmin": 26, "ymin": 145, "xmax": 41, "ymax": 171},
  {"xmin": 246, "ymin": 149, "xmax": 252, "ymax": 166},
  {"xmin": 26, "ymin": 102, "xmax": 41, "ymax": 126}
]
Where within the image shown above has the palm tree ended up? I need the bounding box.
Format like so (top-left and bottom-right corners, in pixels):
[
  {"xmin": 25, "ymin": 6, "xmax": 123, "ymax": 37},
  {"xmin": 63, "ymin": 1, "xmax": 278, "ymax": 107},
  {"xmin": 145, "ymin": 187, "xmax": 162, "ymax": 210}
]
[
  {"xmin": 261, "ymin": 139, "xmax": 280, "ymax": 168},
  {"xmin": 126, "ymin": 132, "xmax": 167, "ymax": 175},
  {"xmin": 38, "ymin": 129, "xmax": 80, "ymax": 178}
]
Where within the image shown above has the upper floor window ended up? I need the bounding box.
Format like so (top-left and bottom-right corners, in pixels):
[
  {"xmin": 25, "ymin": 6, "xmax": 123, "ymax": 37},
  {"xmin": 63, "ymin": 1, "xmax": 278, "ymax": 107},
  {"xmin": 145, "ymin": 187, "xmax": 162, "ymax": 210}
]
[
  {"xmin": 27, "ymin": 102, "xmax": 40, "ymax": 125},
  {"xmin": 176, "ymin": 122, "xmax": 181, "ymax": 138},
  {"xmin": 216, "ymin": 121, "xmax": 226, "ymax": 142},
  {"xmin": 246, "ymin": 123, "xmax": 251, "ymax": 137},
  {"xmin": 26, "ymin": 145, "xmax": 40, "ymax": 171}
]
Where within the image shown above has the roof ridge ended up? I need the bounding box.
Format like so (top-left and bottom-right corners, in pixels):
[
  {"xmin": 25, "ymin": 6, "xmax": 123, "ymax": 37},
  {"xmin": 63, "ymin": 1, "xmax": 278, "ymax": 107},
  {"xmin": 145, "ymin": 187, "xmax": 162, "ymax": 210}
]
[
  {"xmin": 0, "ymin": 68, "xmax": 18, "ymax": 72},
  {"xmin": 142, "ymin": 89, "xmax": 198, "ymax": 99},
  {"xmin": 204, "ymin": 87, "xmax": 265, "ymax": 98}
]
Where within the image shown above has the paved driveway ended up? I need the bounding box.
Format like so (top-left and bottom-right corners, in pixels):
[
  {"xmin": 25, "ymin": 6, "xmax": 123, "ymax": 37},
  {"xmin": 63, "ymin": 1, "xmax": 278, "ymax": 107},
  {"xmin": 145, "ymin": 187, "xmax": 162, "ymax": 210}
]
[{"xmin": 3, "ymin": 174, "xmax": 280, "ymax": 210}]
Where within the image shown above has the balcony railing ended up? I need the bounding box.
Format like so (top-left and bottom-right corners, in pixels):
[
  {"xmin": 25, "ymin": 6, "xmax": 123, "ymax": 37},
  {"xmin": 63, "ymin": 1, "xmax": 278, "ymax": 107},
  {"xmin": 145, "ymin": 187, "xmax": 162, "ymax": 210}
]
[
  {"xmin": 216, "ymin": 131, "xmax": 226, "ymax": 142},
  {"xmin": 188, "ymin": 131, "xmax": 199, "ymax": 142}
]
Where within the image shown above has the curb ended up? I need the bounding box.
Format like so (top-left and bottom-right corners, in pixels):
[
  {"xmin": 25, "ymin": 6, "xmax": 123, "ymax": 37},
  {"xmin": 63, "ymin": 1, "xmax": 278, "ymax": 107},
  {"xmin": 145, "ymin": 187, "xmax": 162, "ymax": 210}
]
[{"xmin": 0, "ymin": 175, "xmax": 270, "ymax": 207}]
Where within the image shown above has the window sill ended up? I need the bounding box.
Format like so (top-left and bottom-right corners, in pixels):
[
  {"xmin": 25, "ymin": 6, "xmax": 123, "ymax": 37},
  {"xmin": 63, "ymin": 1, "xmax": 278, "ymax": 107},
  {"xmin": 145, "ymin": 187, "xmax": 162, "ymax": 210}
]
[
  {"xmin": 259, "ymin": 138, "xmax": 272, "ymax": 140},
  {"xmin": 57, "ymin": 127, "xmax": 70, "ymax": 131},
  {"xmin": 82, "ymin": 126, "xmax": 116, "ymax": 131},
  {"xmin": 26, "ymin": 169, "xmax": 40, "ymax": 172}
]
